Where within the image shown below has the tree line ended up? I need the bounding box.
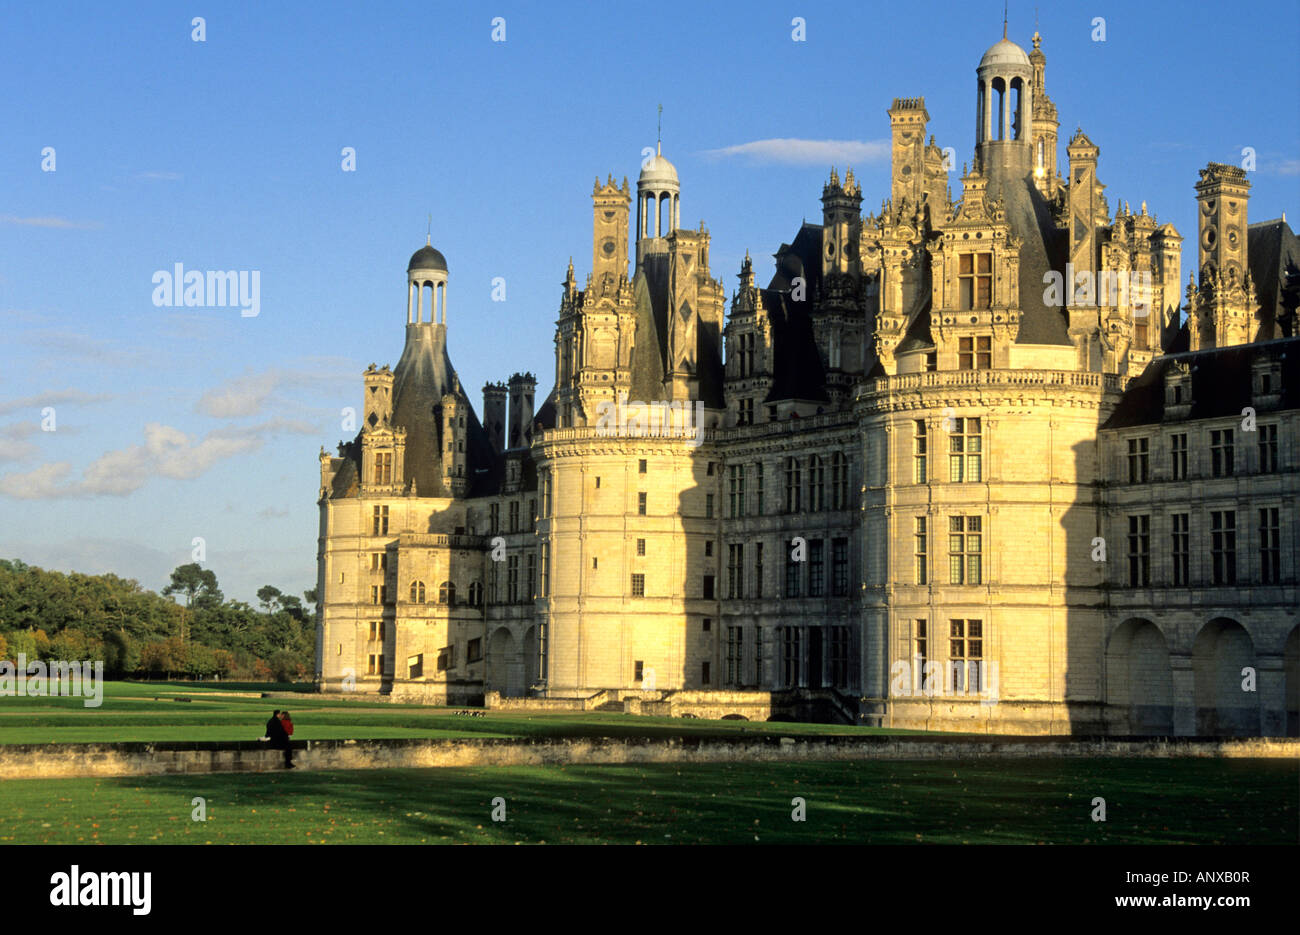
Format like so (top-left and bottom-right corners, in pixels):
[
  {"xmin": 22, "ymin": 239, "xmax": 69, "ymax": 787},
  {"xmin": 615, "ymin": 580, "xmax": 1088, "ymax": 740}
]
[{"xmin": 0, "ymin": 559, "xmax": 315, "ymax": 681}]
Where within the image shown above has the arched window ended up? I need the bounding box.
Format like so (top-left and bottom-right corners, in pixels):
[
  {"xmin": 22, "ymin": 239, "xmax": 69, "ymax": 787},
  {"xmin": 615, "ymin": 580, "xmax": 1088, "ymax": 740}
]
[
  {"xmin": 468, "ymin": 581, "xmax": 483, "ymax": 606},
  {"xmin": 831, "ymin": 452, "xmax": 848, "ymax": 509},
  {"xmin": 784, "ymin": 457, "xmax": 801, "ymax": 513},
  {"xmin": 410, "ymin": 580, "xmax": 426, "ymax": 604},
  {"xmin": 808, "ymin": 455, "xmax": 824, "ymax": 512},
  {"xmin": 439, "ymin": 581, "xmax": 455, "ymax": 605}
]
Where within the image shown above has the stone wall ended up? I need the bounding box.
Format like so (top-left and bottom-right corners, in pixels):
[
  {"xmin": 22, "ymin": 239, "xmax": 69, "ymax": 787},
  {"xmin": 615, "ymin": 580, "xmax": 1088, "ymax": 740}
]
[{"xmin": 2, "ymin": 735, "xmax": 1295, "ymax": 781}]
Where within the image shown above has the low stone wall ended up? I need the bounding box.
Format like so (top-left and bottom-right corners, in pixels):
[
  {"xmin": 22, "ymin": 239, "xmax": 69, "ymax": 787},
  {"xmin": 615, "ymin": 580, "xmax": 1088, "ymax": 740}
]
[{"xmin": 1, "ymin": 735, "xmax": 1296, "ymax": 781}]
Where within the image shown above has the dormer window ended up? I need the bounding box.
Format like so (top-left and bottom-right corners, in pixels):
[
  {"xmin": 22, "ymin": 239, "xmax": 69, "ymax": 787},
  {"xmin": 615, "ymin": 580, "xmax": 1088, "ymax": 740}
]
[
  {"xmin": 1251, "ymin": 358, "xmax": 1282, "ymax": 409},
  {"xmin": 959, "ymin": 253, "xmax": 992, "ymax": 310},
  {"xmin": 1163, "ymin": 362, "xmax": 1193, "ymax": 417}
]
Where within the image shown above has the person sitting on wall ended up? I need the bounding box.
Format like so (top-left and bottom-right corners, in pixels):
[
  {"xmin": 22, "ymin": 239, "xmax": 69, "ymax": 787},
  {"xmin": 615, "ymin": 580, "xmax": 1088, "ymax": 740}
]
[{"xmin": 279, "ymin": 710, "xmax": 295, "ymax": 769}]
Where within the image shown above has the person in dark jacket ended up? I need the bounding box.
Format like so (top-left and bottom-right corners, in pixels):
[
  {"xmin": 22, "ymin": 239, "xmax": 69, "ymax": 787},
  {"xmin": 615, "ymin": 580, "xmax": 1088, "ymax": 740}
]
[
  {"xmin": 263, "ymin": 710, "xmax": 293, "ymax": 768},
  {"xmin": 279, "ymin": 711, "xmax": 295, "ymax": 768}
]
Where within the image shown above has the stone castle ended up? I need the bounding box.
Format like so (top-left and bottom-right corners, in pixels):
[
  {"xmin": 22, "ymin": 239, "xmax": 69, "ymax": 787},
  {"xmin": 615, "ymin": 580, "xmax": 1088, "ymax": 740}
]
[{"xmin": 315, "ymin": 32, "xmax": 1300, "ymax": 735}]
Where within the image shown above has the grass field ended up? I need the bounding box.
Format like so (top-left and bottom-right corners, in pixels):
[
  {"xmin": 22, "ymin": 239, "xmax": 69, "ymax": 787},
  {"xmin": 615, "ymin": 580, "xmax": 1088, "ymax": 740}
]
[
  {"xmin": 1, "ymin": 759, "xmax": 1294, "ymax": 844},
  {"xmin": 0, "ymin": 680, "xmax": 926, "ymax": 744}
]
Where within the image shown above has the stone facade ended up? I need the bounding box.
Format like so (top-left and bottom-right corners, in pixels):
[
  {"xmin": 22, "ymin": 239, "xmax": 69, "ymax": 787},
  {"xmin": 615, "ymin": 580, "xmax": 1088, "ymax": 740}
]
[{"xmin": 317, "ymin": 31, "xmax": 1300, "ymax": 735}]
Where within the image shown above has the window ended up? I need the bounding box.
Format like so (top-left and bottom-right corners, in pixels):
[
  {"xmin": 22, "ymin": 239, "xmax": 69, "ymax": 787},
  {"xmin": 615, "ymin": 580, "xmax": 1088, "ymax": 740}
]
[
  {"xmin": 489, "ymin": 503, "xmax": 500, "ymax": 535},
  {"xmin": 949, "ymin": 620, "xmax": 983, "ymax": 692},
  {"xmin": 948, "ymin": 516, "xmax": 982, "ymax": 585},
  {"xmin": 705, "ymin": 540, "xmax": 714, "ymax": 557},
  {"xmin": 1210, "ymin": 510, "xmax": 1236, "ymax": 585},
  {"xmin": 707, "ymin": 462, "xmax": 716, "ymax": 476},
  {"xmin": 754, "ymin": 462, "xmax": 765, "ymax": 515},
  {"xmin": 829, "ymin": 626, "xmax": 851, "ymax": 688},
  {"xmin": 437, "ymin": 646, "xmax": 453, "ymax": 671},
  {"xmin": 785, "ymin": 541, "xmax": 802, "ymax": 597},
  {"xmin": 631, "ymin": 573, "xmax": 645, "ymax": 597},
  {"xmin": 913, "ymin": 420, "xmax": 928, "ymax": 484},
  {"xmin": 914, "ymin": 620, "xmax": 929, "ymax": 691},
  {"xmin": 1127, "ymin": 437, "xmax": 1149, "ymax": 484},
  {"xmin": 434, "ymin": 580, "xmax": 452, "ymax": 605},
  {"xmin": 808, "ymin": 455, "xmax": 825, "ymax": 511},
  {"xmin": 959, "ymin": 253, "xmax": 992, "ymax": 310},
  {"xmin": 738, "ymin": 397, "xmax": 754, "ymax": 425},
  {"xmin": 468, "ymin": 581, "xmax": 483, "ymax": 606},
  {"xmin": 636, "ymin": 538, "xmax": 646, "ymax": 556},
  {"xmin": 949, "ymin": 418, "xmax": 982, "ymax": 482},
  {"xmin": 728, "ymin": 464, "xmax": 747, "ymax": 518},
  {"xmin": 958, "ymin": 335, "xmax": 992, "ymax": 369},
  {"xmin": 370, "ymin": 552, "xmax": 386, "ymax": 572},
  {"xmin": 367, "ymin": 654, "xmax": 379, "ymax": 675},
  {"xmin": 832, "ymin": 537, "xmax": 849, "ymax": 596},
  {"xmin": 1126, "ymin": 515, "xmax": 1150, "ymax": 587},
  {"xmin": 539, "ymin": 543, "xmax": 549, "ymax": 597},
  {"xmin": 1259, "ymin": 507, "xmax": 1281, "ymax": 585},
  {"xmin": 780, "ymin": 626, "xmax": 801, "ymax": 687},
  {"xmin": 368, "ymin": 620, "xmax": 380, "ymax": 641},
  {"xmin": 634, "ymin": 660, "xmax": 644, "ymax": 682},
  {"xmin": 701, "ymin": 661, "xmax": 711, "ymax": 686},
  {"xmin": 726, "ymin": 626, "xmax": 744, "ymax": 686},
  {"xmin": 702, "ymin": 575, "xmax": 715, "ymax": 599},
  {"xmin": 638, "ymin": 492, "xmax": 647, "ymax": 515},
  {"xmin": 374, "ymin": 451, "xmax": 392, "ymax": 485},
  {"xmin": 638, "ymin": 459, "xmax": 647, "ymax": 474},
  {"xmin": 915, "ymin": 517, "xmax": 928, "ymax": 585},
  {"xmin": 528, "ymin": 499, "xmax": 536, "ymax": 532},
  {"xmin": 1210, "ymin": 429, "xmax": 1234, "ymax": 477},
  {"xmin": 703, "ymin": 617, "xmax": 711, "ymax": 632},
  {"xmin": 727, "ymin": 544, "xmax": 743, "ymax": 599},
  {"xmin": 705, "ymin": 493, "xmax": 714, "ymax": 519},
  {"xmin": 831, "ymin": 452, "xmax": 849, "ymax": 508},
  {"xmin": 488, "ymin": 564, "xmax": 499, "ymax": 603},
  {"xmin": 753, "ymin": 542, "xmax": 764, "ymax": 599},
  {"xmin": 1170, "ymin": 433, "xmax": 1188, "ymax": 481},
  {"xmin": 372, "ymin": 505, "xmax": 389, "ymax": 535},
  {"xmin": 507, "ymin": 554, "xmax": 519, "ymax": 602},
  {"xmin": 525, "ymin": 552, "xmax": 536, "ymax": 600},
  {"xmin": 754, "ymin": 625, "xmax": 764, "ymax": 686},
  {"xmin": 372, "ymin": 584, "xmax": 382, "ymax": 605},
  {"xmin": 408, "ymin": 653, "xmax": 423, "ymax": 679},
  {"xmin": 595, "ymin": 476, "xmax": 601, "ymax": 489},
  {"xmin": 1258, "ymin": 424, "xmax": 1278, "ymax": 473},
  {"xmin": 784, "ymin": 457, "xmax": 801, "ymax": 512},
  {"xmin": 541, "ymin": 472, "xmax": 552, "ymax": 517},
  {"xmin": 509, "ymin": 501, "xmax": 520, "ymax": 533},
  {"xmin": 807, "ymin": 539, "xmax": 825, "ymax": 597},
  {"xmin": 467, "ymin": 638, "xmax": 482, "ymax": 663},
  {"xmin": 1171, "ymin": 513, "xmax": 1190, "ymax": 586}
]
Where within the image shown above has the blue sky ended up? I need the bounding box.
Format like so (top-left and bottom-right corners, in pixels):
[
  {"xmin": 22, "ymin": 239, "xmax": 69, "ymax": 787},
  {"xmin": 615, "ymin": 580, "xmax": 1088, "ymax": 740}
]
[{"xmin": 2, "ymin": 0, "xmax": 1297, "ymax": 604}]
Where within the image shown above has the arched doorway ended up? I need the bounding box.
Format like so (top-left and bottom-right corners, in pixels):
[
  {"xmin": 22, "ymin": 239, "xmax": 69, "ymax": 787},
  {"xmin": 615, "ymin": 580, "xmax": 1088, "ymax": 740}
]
[
  {"xmin": 1105, "ymin": 619, "xmax": 1172, "ymax": 735},
  {"xmin": 1192, "ymin": 618, "xmax": 1258, "ymax": 736},
  {"xmin": 488, "ymin": 628, "xmax": 519, "ymax": 697},
  {"xmin": 522, "ymin": 626, "xmax": 539, "ymax": 693}
]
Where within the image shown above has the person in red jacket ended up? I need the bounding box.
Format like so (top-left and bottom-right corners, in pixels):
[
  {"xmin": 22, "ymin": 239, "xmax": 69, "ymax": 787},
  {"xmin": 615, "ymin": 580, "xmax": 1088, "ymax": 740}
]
[{"xmin": 279, "ymin": 711, "xmax": 295, "ymax": 768}]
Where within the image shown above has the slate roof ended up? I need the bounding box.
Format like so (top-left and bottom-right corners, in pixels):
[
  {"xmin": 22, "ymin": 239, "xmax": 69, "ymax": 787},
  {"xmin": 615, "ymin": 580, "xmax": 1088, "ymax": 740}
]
[
  {"xmin": 1247, "ymin": 219, "xmax": 1300, "ymax": 338},
  {"xmin": 758, "ymin": 289, "xmax": 829, "ymax": 404},
  {"xmin": 1101, "ymin": 336, "xmax": 1300, "ymax": 429}
]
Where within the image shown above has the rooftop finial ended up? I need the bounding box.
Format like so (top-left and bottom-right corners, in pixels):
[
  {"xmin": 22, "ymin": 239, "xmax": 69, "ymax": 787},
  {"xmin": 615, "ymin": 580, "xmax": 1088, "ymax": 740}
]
[
  {"xmin": 426, "ymin": 213, "xmax": 431, "ymax": 245},
  {"xmin": 1003, "ymin": 0, "xmax": 1008, "ymax": 38},
  {"xmin": 657, "ymin": 103, "xmax": 662, "ymax": 155}
]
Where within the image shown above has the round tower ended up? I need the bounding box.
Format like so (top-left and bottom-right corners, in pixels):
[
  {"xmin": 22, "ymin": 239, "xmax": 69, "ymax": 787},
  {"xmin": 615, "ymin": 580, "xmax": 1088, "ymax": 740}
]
[
  {"xmin": 636, "ymin": 142, "xmax": 680, "ymax": 266},
  {"xmin": 974, "ymin": 33, "xmax": 1034, "ymax": 176},
  {"xmin": 407, "ymin": 238, "xmax": 448, "ymax": 325}
]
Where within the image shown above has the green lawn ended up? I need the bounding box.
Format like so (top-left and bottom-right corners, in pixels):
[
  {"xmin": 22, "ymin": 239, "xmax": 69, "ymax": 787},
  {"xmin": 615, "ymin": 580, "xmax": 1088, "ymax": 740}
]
[
  {"xmin": 1, "ymin": 759, "xmax": 1293, "ymax": 844},
  {"xmin": 0, "ymin": 680, "xmax": 928, "ymax": 744}
]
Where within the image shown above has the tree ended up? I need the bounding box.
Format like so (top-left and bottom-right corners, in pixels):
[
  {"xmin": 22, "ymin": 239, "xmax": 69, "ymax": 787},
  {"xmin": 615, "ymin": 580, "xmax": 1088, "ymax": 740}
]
[
  {"xmin": 256, "ymin": 585, "xmax": 283, "ymax": 614},
  {"xmin": 162, "ymin": 564, "xmax": 223, "ymax": 642}
]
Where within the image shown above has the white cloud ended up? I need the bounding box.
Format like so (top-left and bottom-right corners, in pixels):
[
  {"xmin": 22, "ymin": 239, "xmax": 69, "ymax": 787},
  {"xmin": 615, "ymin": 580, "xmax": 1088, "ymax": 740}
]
[
  {"xmin": 701, "ymin": 138, "xmax": 891, "ymax": 166},
  {"xmin": 0, "ymin": 214, "xmax": 103, "ymax": 230},
  {"xmin": 1275, "ymin": 159, "xmax": 1300, "ymax": 176},
  {"xmin": 196, "ymin": 371, "xmax": 282, "ymax": 418},
  {"xmin": 0, "ymin": 389, "xmax": 111, "ymax": 416},
  {"xmin": 0, "ymin": 421, "xmax": 286, "ymax": 499}
]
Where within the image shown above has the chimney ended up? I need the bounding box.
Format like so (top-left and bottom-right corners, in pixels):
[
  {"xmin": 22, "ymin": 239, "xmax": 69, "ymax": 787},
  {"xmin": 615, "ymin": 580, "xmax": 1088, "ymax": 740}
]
[
  {"xmin": 482, "ymin": 381, "xmax": 507, "ymax": 453},
  {"xmin": 507, "ymin": 372, "xmax": 537, "ymax": 449}
]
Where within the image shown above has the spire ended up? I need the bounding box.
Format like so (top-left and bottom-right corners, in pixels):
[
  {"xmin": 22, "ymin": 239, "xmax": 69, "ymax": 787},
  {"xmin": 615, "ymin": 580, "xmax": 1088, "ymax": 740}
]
[
  {"xmin": 426, "ymin": 213, "xmax": 431, "ymax": 245},
  {"xmin": 657, "ymin": 103, "xmax": 662, "ymax": 155},
  {"xmin": 1002, "ymin": 0, "xmax": 1008, "ymax": 38}
]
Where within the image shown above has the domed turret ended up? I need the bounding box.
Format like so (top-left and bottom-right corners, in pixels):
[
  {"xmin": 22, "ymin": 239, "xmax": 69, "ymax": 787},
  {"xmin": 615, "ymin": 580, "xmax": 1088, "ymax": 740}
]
[
  {"xmin": 979, "ymin": 37, "xmax": 1031, "ymax": 70},
  {"xmin": 407, "ymin": 237, "xmax": 448, "ymax": 325},
  {"xmin": 636, "ymin": 142, "xmax": 681, "ymax": 266},
  {"xmin": 975, "ymin": 31, "xmax": 1034, "ymax": 175}
]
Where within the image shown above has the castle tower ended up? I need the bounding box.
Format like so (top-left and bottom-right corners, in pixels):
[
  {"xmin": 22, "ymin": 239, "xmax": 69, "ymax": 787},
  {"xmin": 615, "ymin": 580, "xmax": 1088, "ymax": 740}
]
[
  {"xmin": 1189, "ymin": 163, "xmax": 1256, "ymax": 349},
  {"xmin": 887, "ymin": 99, "xmax": 929, "ymax": 212},
  {"xmin": 1028, "ymin": 32, "xmax": 1060, "ymax": 197},
  {"xmin": 636, "ymin": 142, "xmax": 680, "ymax": 268},
  {"xmin": 482, "ymin": 381, "xmax": 507, "ymax": 452},
  {"xmin": 440, "ymin": 389, "xmax": 467, "ymax": 498},
  {"xmin": 507, "ymin": 372, "xmax": 536, "ymax": 449},
  {"xmin": 822, "ymin": 167, "xmax": 864, "ymax": 280},
  {"xmin": 974, "ymin": 33, "xmax": 1034, "ymax": 176},
  {"xmin": 407, "ymin": 238, "xmax": 448, "ymax": 325},
  {"xmin": 593, "ymin": 175, "xmax": 631, "ymax": 283},
  {"xmin": 360, "ymin": 364, "xmax": 406, "ymax": 493}
]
